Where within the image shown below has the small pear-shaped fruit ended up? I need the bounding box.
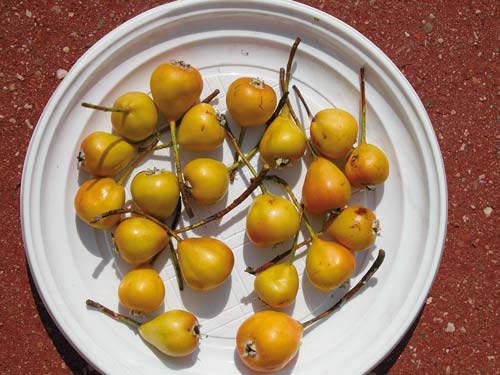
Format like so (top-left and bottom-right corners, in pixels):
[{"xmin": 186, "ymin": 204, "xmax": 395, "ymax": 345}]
[
  {"xmin": 226, "ymin": 77, "xmax": 277, "ymax": 128},
  {"xmin": 139, "ymin": 309, "xmax": 200, "ymax": 357},
  {"xmin": 259, "ymin": 112, "xmax": 307, "ymax": 168},
  {"xmin": 246, "ymin": 193, "xmax": 301, "ymax": 248},
  {"xmin": 344, "ymin": 143, "xmax": 389, "ymax": 188},
  {"xmin": 131, "ymin": 168, "xmax": 179, "ymax": 220},
  {"xmin": 113, "ymin": 217, "xmax": 169, "ymax": 265},
  {"xmin": 178, "ymin": 103, "xmax": 225, "ymax": 152},
  {"xmin": 254, "ymin": 263, "xmax": 299, "ymax": 308},
  {"xmin": 183, "ymin": 158, "xmax": 229, "ymax": 206},
  {"xmin": 325, "ymin": 205, "xmax": 380, "ymax": 251},
  {"xmin": 310, "ymin": 108, "xmax": 358, "ymax": 160},
  {"xmin": 302, "ymin": 156, "xmax": 351, "ymax": 215},
  {"xmin": 79, "ymin": 132, "xmax": 137, "ymax": 177},
  {"xmin": 236, "ymin": 310, "xmax": 303, "ymax": 372},
  {"xmin": 118, "ymin": 267, "xmax": 165, "ymax": 314},
  {"xmin": 74, "ymin": 177, "xmax": 125, "ymax": 229},
  {"xmin": 305, "ymin": 237, "xmax": 355, "ymax": 291},
  {"xmin": 150, "ymin": 61, "xmax": 203, "ymax": 121},
  {"xmin": 177, "ymin": 238, "xmax": 234, "ymax": 291},
  {"xmin": 111, "ymin": 92, "xmax": 158, "ymax": 142}
]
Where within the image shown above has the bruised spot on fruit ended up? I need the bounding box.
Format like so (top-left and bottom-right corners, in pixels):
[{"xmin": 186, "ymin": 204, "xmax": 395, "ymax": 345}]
[
  {"xmin": 201, "ymin": 125, "xmax": 206, "ymax": 132},
  {"xmin": 322, "ymin": 131, "xmax": 328, "ymax": 140},
  {"xmin": 355, "ymin": 207, "xmax": 367, "ymax": 215}
]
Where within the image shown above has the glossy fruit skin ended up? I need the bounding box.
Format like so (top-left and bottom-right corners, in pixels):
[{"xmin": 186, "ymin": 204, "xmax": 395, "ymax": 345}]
[
  {"xmin": 306, "ymin": 238, "xmax": 355, "ymax": 291},
  {"xmin": 74, "ymin": 177, "xmax": 125, "ymax": 230},
  {"xmin": 177, "ymin": 238, "xmax": 234, "ymax": 291},
  {"xmin": 118, "ymin": 267, "xmax": 165, "ymax": 313},
  {"xmin": 111, "ymin": 92, "xmax": 158, "ymax": 142},
  {"xmin": 183, "ymin": 158, "xmax": 229, "ymax": 206},
  {"xmin": 246, "ymin": 194, "xmax": 301, "ymax": 248},
  {"xmin": 178, "ymin": 103, "xmax": 225, "ymax": 152},
  {"xmin": 236, "ymin": 310, "xmax": 303, "ymax": 373},
  {"xmin": 131, "ymin": 169, "xmax": 179, "ymax": 220},
  {"xmin": 254, "ymin": 263, "xmax": 299, "ymax": 308},
  {"xmin": 150, "ymin": 62, "xmax": 203, "ymax": 121},
  {"xmin": 139, "ymin": 310, "xmax": 200, "ymax": 357},
  {"xmin": 79, "ymin": 132, "xmax": 136, "ymax": 177},
  {"xmin": 344, "ymin": 143, "xmax": 389, "ymax": 188},
  {"xmin": 302, "ymin": 156, "xmax": 351, "ymax": 215},
  {"xmin": 113, "ymin": 217, "xmax": 169, "ymax": 265},
  {"xmin": 259, "ymin": 114, "xmax": 306, "ymax": 168},
  {"xmin": 310, "ymin": 108, "xmax": 358, "ymax": 160},
  {"xmin": 226, "ymin": 77, "xmax": 277, "ymax": 128},
  {"xmin": 325, "ymin": 205, "xmax": 378, "ymax": 251}
]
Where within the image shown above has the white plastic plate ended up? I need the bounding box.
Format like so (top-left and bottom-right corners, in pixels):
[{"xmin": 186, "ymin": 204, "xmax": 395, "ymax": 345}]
[{"xmin": 21, "ymin": 1, "xmax": 447, "ymax": 374}]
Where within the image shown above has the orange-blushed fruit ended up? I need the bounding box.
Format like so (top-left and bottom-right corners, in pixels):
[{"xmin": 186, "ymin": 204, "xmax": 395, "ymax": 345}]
[
  {"xmin": 302, "ymin": 156, "xmax": 351, "ymax": 215},
  {"xmin": 236, "ymin": 310, "xmax": 303, "ymax": 372},
  {"xmin": 226, "ymin": 77, "xmax": 277, "ymax": 128},
  {"xmin": 74, "ymin": 177, "xmax": 125, "ymax": 230},
  {"xmin": 325, "ymin": 205, "xmax": 380, "ymax": 251}
]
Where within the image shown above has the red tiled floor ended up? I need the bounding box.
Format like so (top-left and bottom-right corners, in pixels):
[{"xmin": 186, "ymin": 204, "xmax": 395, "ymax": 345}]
[{"xmin": 0, "ymin": 1, "xmax": 498, "ymax": 374}]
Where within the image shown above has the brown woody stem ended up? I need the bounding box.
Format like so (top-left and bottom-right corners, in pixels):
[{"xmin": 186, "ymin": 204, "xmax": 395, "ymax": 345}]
[
  {"xmin": 168, "ymin": 200, "xmax": 183, "ymax": 291},
  {"xmin": 86, "ymin": 299, "xmax": 140, "ymax": 328},
  {"xmin": 201, "ymin": 89, "xmax": 220, "ymax": 104},
  {"xmin": 175, "ymin": 165, "xmax": 270, "ymax": 234},
  {"xmin": 301, "ymin": 249, "xmax": 386, "ymax": 329},
  {"xmin": 245, "ymin": 235, "xmax": 317, "ymax": 275}
]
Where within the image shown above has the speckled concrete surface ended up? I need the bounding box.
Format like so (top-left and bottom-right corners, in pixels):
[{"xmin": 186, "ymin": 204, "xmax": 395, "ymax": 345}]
[{"xmin": 0, "ymin": 1, "xmax": 498, "ymax": 374}]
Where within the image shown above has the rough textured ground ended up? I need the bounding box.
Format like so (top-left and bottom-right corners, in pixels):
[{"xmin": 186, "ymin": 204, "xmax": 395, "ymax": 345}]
[{"xmin": 0, "ymin": 1, "xmax": 498, "ymax": 374}]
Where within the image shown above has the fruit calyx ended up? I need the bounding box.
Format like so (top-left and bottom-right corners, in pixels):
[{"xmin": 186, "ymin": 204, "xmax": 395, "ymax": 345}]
[
  {"xmin": 250, "ymin": 78, "xmax": 265, "ymax": 90},
  {"xmin": 372, "ymin": 218, "xmax": 381, "ymax": 236},
  {"xmin": 171, "ymin": 60, "xmax": 191, "ymax": 70},
  {"xmin": 144, "ymin": 166, "xmax": 165, "ymax": 176},
  {"xmin": 243, "ymin": 340, "xmax": 257, "ymax": 358},
  {"xmin": 274, "ymin": 157, "xmax": 291, "ymax": 168}
]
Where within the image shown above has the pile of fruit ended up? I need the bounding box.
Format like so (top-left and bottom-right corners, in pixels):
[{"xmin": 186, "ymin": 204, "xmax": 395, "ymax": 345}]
[{"xmin": 76, "ymin": 38, "xmax": 388, "ymax": 372}]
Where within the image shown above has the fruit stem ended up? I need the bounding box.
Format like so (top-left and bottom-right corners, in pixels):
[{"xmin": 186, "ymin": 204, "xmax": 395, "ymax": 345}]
[
  {"xmin": 139, "ymin": 141, "xmax": 172, "ymax": 152},
  {"xmin": 81, "ymin": 102, "xmax": 129, "ymax": 114},
  {"xmin": 224, "ymin": 121, "xmax": 267, "ymax": 194},
  {"xmin": 264, "ymin": 175, "xmax": 316, "ymax": 238},
  {"xmin": 89, "ymin": 208, "xmax": 135, "ymax": 224},
  {"xmin": 230, "ymin": 127, "xmax": 247, "ymax": 181},
  {"xmin": 168, "ymin": 200, "xmax": 184, "ymax": 291},
  {"xmin": 86, "ymin": 299, "xmax": 141, "ymax": 328},
  {"xmin": 175, "ymin": 165, "xmax": 270, "ymax": 234},
  {"xmin": 117, "ymin": 137, "xmax": 159, "ymax": 185},
  {"xmin": 169, "ymin": 120, "xmax": 194, "ymax": 217},
  {"xmin": 201, "ymin": 88, "xmax": 220, "ymax": 104},
  {"xmin": 285, "ymin": 37, "xmax": 301, "ymax": 93},
  {"xmin": 245, "ymin": 234, "xmax": 317, "ymax": 274},
  {"xmin": 226, "ymin": 146, "xmax": 258, "ymax": 173},
  {"xmin": 301, "ymin": 249, "xmax": 386, "ymax": 329},
  {"xmin": 287, "ymin": 209, "xmax": 303, "ymax": 264},
  {"xmin": 360, "ymin": 66, "xmax": 367, "ymax": 144},
  {"xmin": 291, "ymin": 85, "xmax": 319, "ymax": 158}
]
